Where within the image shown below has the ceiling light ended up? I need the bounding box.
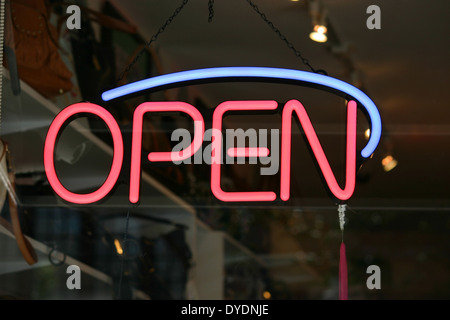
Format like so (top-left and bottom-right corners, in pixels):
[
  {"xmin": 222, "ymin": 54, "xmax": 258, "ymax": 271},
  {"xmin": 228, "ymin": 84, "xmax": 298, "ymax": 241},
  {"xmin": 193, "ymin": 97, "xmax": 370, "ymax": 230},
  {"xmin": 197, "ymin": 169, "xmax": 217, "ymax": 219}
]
[
  {"xmin": 309, "ymin": 24, "xmax": 327, "ymax": 43},
  {"xmin": 308, "ymin": 1, "xmax": 328, "ymax": 43},
  {"xmin": 381, "ymin": 155, "xmax": 398, "ymax": 172},
  {"xmin": 315, "ymin": 25, "xmax": 327, "ymax": 34}
]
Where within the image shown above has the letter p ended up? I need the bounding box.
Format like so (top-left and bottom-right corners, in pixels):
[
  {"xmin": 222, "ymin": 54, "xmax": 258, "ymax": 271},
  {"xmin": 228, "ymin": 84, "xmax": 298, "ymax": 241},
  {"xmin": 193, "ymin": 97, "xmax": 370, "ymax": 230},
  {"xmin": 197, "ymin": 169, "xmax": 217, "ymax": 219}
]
[{"xmin": 129, "ymin": 102, "xmax": 204, "ymax": 203}]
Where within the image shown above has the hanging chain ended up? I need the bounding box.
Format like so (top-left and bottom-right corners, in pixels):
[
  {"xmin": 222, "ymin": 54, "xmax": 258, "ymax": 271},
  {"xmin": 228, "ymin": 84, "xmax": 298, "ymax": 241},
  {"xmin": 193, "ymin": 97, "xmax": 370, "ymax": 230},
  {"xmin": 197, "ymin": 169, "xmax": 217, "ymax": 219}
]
[
  {"xmin": 208, "ymin": 0, "xmax": 214, "ymax": 22},
  {"xmin": 245, "ymin": 0, "xmax": 325, "ymax": 74},
  {"xmin": 117, "ymin": 0, "xmax": 191, "ymax": 83},
  {"xmin": 117, "ymin": 0, "xmax": 325, "ymax": 84}
]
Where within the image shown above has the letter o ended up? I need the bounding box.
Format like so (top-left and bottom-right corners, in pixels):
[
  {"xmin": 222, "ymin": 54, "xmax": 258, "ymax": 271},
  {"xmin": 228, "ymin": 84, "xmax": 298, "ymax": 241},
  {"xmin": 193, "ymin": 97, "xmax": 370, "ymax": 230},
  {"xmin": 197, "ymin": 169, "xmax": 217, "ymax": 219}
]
[{"xmin": 44, "ymin": 103, "xmax": 123, "ymax": 204}]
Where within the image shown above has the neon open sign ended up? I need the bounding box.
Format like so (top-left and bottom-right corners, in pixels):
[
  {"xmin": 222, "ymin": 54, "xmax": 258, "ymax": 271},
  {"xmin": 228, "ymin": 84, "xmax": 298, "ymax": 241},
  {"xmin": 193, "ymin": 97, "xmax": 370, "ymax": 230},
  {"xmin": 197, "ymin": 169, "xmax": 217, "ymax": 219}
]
[{"xmin": 44, "ymin": 67, "xmax": 382, "ymax": 205}]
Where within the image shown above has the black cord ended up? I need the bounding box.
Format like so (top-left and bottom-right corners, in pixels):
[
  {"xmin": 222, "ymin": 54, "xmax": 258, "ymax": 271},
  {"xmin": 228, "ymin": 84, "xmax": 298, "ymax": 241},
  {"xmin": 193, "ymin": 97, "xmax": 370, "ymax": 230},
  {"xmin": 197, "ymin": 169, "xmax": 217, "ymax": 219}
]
[{"xmin": 208, "ymin": 0, "xmax": 214, "ymax": 22}]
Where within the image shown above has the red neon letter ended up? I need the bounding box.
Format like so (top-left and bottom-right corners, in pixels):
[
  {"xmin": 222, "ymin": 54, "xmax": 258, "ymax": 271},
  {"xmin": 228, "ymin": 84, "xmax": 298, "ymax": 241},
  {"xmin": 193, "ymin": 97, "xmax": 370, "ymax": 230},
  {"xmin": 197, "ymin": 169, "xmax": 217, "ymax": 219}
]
[
  {"xmin": 211, "ymin": 101, "xmax": 277, "ymax": 202},
  {"xmin": 280, "ymin": 100, "xmax": 357, "ymax": 201},
  {"xmin": 129, "ymin": 102, "xmax": 204, "ymax": 203},
  {"xmin": 44, "ymin": 103, "xmax": 124, "ymax": 204},
  {"xmin": 227, "ymin": 147, "xmax": 270, "ymax": 158}
]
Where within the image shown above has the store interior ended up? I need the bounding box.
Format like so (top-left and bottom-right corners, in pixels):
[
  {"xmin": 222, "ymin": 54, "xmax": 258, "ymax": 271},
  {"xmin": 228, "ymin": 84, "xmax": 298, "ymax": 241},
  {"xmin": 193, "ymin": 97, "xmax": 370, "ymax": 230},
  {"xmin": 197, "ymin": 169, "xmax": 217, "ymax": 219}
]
[{"xmin": 0, "ymin": 0, "xmax": 449, "ymax": 300}]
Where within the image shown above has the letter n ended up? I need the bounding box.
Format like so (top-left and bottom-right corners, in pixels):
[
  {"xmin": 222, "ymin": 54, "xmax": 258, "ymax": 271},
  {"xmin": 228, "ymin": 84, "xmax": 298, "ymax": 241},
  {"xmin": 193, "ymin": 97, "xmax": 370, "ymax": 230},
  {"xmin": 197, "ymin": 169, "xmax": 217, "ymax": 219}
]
[{"xmin": 280, "ymin": 100, "xmax": 357, "ymax": 201}]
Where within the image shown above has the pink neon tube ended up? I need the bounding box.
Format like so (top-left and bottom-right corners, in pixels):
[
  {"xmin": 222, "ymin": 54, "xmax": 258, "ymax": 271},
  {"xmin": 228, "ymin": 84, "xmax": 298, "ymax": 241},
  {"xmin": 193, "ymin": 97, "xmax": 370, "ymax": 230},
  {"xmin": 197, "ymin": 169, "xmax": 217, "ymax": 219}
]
[
  {"xmin": 280, "ymin": 100, "xmax": 357, "ymax": 201},
  {"xmin": 211, "ymin": 101, "xmax": 277, "ymax": 202},
  {"xmin": 227, "ymin": 147, "xmax": 270, "ymax": 158},
  {"xmin": 129, "ymin": 102, "xmax": 204, "ymax": 203},
  {"xmin": 44, "ymin": 103, "xmax": 124, "ymax": 204}
]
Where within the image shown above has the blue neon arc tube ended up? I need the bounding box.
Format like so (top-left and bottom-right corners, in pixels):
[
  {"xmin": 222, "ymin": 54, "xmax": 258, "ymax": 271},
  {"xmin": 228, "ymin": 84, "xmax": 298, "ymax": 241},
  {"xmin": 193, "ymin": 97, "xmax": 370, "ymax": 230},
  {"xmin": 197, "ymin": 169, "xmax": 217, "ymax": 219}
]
[{"xmin": 102, "ymin": 67, "xmax": 381, "ymax": 158}]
